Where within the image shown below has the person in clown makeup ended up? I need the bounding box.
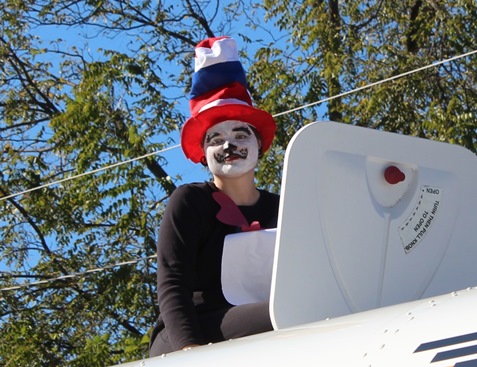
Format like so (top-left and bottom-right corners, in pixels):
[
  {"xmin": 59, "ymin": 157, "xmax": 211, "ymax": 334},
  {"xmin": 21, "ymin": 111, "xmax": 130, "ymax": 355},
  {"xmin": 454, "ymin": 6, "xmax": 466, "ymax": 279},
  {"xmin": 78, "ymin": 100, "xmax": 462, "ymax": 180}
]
[{"xmin": 149, "ymin": 37, "xmax": 279, "ymax": 356}]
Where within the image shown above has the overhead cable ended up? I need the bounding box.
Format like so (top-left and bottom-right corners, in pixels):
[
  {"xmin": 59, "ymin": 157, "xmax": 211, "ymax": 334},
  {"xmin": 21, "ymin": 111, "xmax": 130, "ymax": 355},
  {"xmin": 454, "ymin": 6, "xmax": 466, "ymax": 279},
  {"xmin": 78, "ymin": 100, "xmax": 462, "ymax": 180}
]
[
  {"xmin": 1, "ymin": 49, "xmax": 476, "ymax": 203},
  {"xmin": 0, "ymin": 255, "xmax": 157, "ymax": 292}
]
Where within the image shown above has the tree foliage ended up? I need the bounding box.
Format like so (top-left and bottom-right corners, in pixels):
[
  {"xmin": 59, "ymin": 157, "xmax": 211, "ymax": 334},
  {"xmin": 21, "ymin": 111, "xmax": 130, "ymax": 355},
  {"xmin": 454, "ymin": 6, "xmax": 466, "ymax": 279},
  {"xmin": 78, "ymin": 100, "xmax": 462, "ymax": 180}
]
[
  {"xmin": 261, "ymin": 0, "xmax": 477, "ymax": 147},
  {"xmin": 1, "ymin": 0, "xmax": 476, "ymax": 365}
]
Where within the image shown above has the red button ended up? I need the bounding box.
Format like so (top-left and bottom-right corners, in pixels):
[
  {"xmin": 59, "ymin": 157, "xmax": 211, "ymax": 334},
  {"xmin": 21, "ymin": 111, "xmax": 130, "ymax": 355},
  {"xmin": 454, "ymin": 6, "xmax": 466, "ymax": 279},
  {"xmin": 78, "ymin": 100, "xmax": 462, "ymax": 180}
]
[{"xmin": 384, "ymin": 166, "xmax": 405, "ymax": 184}]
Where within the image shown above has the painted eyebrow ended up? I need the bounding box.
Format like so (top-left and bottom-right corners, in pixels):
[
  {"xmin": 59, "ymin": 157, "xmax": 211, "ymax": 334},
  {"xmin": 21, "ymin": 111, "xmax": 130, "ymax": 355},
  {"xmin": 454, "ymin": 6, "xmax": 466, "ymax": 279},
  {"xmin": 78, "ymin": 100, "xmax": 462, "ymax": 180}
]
[
  {"xmin": 233, "ymin": 126, "xmax": 252, "ymax": 135},
  {"xmin": 205, "ymin": 132, "xmax": 220, "ymax": 144},
  {"xmin": 204, "ymin": 126, "xmax": 252, "ymax": 143}
]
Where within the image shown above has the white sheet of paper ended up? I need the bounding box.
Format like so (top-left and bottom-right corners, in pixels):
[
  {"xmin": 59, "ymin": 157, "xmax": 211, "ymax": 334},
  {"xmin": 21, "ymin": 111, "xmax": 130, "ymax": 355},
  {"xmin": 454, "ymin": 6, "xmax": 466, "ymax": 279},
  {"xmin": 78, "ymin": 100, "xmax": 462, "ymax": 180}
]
[{"xmin": 221, "ymin": 229, "xmax": 276, "ymax": 305}]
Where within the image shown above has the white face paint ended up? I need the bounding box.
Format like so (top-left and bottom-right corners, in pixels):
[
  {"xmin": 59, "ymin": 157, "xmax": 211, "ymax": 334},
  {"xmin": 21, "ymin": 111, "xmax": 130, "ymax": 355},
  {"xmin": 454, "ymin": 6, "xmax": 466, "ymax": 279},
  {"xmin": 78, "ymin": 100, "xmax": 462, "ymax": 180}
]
[{"xmin": 203, "ymin": 120, "xmax": 260, "ymax": 178}]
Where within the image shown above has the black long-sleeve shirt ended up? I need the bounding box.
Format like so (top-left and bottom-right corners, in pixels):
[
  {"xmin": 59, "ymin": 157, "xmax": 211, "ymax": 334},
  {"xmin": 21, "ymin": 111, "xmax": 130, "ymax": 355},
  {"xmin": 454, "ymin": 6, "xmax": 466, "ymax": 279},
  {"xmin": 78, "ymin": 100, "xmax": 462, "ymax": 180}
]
[{"xmin": 152, "ymin": 182, "xmax": 279, "ymax": 351}]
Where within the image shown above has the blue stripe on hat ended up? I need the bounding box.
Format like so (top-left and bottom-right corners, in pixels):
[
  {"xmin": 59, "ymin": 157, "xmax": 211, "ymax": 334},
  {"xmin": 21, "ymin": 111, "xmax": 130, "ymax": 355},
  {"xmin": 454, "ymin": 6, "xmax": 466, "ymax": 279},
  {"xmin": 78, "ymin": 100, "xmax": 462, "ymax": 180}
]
[{"xmin": 190, "ymin": 61, "xmax": 247, "ymax": 99}]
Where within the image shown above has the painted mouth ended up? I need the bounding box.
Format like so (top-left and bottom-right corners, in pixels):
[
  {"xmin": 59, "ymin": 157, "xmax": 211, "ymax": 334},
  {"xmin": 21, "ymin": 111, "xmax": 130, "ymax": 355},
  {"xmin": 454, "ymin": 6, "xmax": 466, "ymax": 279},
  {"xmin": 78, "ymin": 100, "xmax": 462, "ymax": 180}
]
[
  {"xmin": 224, "ymin": 154, "xmax": 242, "ymax": 162},
  {"xmin": 214, "ymin": 150, "xmax": 248, "ymax": 164}
]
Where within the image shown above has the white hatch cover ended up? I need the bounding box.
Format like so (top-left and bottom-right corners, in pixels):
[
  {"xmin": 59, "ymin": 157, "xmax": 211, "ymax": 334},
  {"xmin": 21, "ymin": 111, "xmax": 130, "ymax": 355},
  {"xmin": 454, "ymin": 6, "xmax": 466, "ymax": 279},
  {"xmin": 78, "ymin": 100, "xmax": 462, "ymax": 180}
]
[{"xmin": 270, "ymin": 121, "xmax": 477, "ymax": 330}]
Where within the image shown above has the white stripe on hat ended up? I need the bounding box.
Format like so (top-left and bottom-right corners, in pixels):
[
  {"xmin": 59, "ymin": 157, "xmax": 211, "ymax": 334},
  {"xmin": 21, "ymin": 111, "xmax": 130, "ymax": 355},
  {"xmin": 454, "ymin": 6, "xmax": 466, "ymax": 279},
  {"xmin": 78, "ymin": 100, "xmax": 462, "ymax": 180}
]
[
  {"xmin": 198, "ymin": 98, "xmax": 250, "ymax": 113},
  {"xmin": 195, "ymin": 38, "xmax": 239, "ymax": 72}
]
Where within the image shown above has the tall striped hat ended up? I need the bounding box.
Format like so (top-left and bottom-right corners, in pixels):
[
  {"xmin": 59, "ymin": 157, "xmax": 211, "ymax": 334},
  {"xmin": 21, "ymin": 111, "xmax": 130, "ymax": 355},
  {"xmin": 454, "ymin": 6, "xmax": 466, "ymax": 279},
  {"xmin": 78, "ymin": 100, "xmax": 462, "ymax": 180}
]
[{"xmin": 181, "ymin": 36, "xmax": 277, "ymax": 163}]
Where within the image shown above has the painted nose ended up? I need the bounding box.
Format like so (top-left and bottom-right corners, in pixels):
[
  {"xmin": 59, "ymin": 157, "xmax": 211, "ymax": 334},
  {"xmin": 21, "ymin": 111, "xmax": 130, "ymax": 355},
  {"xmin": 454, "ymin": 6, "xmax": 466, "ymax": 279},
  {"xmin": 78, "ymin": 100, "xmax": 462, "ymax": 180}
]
[{"xmin": 223, "ymin": 141, "xmax": 237, "ymax": 154}]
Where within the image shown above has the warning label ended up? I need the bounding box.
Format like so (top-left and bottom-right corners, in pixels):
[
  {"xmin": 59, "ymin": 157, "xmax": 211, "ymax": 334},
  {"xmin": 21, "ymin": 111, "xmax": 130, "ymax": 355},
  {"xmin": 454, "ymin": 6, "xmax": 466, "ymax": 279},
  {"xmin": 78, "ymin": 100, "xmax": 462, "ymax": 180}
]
[{"xmin": 399, "ymin": 186, "xmax": 442, "ymax": 254}]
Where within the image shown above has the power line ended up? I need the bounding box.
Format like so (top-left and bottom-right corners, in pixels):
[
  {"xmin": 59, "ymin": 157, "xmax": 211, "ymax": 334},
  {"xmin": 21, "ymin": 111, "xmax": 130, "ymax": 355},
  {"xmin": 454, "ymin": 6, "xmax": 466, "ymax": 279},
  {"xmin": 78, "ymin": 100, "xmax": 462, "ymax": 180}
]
[
  {"xmin": 1, "ymin": 49, "xmax": 476, "ymax": 203},
  {"xmin": 273, "ymin": 48, "xmax": 477, "ymax": 116},
  {"xmin": 2, "ymin": 50, "xmax": 476, "ymax": 203},
  {"xmin": 0, "ymin": 144, "xmax": 180, "ymax": 202},
  {"xmin": 0, "ymin": 255, "xmax": 157, "ymax": 292}
]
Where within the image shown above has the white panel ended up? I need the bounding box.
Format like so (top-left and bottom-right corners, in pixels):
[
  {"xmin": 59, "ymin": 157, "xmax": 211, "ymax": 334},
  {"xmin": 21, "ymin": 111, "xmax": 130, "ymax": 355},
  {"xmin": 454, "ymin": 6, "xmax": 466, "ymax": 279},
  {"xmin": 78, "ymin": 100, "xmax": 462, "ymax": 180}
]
[
  {"xmin": 114, "ymin": 288, "xmax": 477, "ymax": 367},
  {"xmin": 270, "ymin": 121, "xmax": 477, "ymax": 330}
]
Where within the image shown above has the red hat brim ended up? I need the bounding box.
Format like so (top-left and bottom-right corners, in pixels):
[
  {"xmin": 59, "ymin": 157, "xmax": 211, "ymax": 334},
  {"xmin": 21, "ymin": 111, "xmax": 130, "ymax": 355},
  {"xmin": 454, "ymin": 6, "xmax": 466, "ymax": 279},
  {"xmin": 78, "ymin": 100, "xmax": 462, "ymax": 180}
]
[{"xmin": 181, "ymin": 104, "xmax": 277, "ymax": 163}]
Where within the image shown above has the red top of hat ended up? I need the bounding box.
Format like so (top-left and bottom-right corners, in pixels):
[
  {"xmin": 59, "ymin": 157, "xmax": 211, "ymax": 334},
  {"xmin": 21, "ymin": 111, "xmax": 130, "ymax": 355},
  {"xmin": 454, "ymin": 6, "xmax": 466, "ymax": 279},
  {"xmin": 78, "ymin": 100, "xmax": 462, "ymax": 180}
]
[{"xmin": 181, "ymin": 37, "xmax": 276, "ymax": 163}]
